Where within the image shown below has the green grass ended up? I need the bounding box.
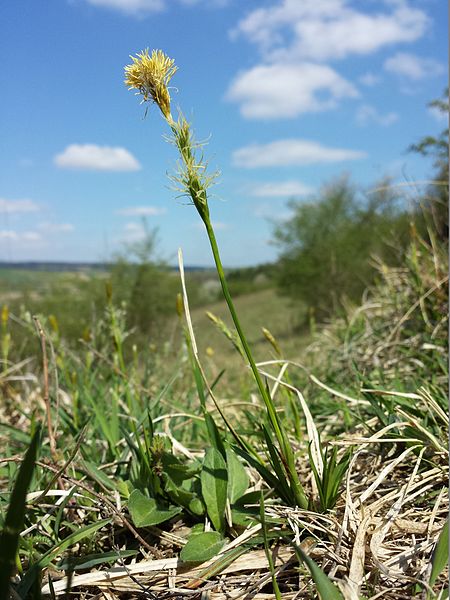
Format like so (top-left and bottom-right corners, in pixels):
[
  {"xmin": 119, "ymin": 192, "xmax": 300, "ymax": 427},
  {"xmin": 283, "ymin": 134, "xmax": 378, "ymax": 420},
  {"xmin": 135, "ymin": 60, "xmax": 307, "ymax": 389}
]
[
  {"xmin": 191, "ymin": 288, "xmax": 308, "ymax": 383},
  {"xmin": 0, "ymin": 230, "xmax": 447, "ymax": 599}
]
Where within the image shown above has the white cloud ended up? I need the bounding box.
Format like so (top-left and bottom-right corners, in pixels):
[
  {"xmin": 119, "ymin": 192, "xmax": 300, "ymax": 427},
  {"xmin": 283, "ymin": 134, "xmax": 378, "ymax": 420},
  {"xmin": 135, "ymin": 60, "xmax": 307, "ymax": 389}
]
[
  {"xmin": 226, "ymin": 63, "xmax": 358, "ymax": 119},
  {"xmin": 228, "ymin": 1, "xmax": 429, "ymax": 119},
  {"xmin": 83, "ymin": 0, "xmax": 227, "ymax": 14},
  {"xmin": 0, "ymin": 199, "xmax": 40, "ymax": 214},
  {"xmin": 232, "ymin": 139, "xmax": 366, "ymax": 168},
  {"xmin": 232, "ymin": 0, "xmax": 429, "ymax": 63},
  {"xmin": 54, "ymin": 144, "xmax": 141, "ymax": 171},
  {"xmin": 359, "ymin": 72, "xmax": 380, "ymax": 87},
  {"xmin": 180, "ymin": 0, "xmax": 228, "ymax": 6},
  {"xmin": 116, "ymin": 206, "xmax": 166, "ymax": 216},
  {"xmin": 0, "ymin": 230, "xmax": 43, "ymax": 242},
  {"xmin": 252, "ymin": 202, "xmax": 294, "ymax": 220},
  {"xmin": 84, "ymin": 0, "xmax": 164, "ymax": 16},
  {"xmin": 356, "ymin": 104, "xmax": 399, "ymax": 126},
  {"xmin": 247, "ymin": 180, "xmax": 313, "ymax": 197},
  {"xmin": 0, "ymin": 230, "xmax": 17, "ymax": 240},
  {"xmin": 38, "ymin": 222, "xmax": 75, "ymax": 233},
  {"xmin": 428, "ymin": 106, "xmax": 447, "ymax": 123},
  {"xmin": 384, "ymin": 52, "xmax": 445, "ymax": 80},
  {"xmin": 22, "ymin": 231, "xmax": 43, "ymax": 242},
  {"xmin": 121, "ymin": 221, "xmax": 147, "ymax": 242}
]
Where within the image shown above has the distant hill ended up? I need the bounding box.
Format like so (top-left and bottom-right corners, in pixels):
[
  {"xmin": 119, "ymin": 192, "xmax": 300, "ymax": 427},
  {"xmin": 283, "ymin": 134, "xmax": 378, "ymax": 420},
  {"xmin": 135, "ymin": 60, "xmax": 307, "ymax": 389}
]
[{"xmin": 0, "ymin": 261, "xmax": 216, "ymax": 273}]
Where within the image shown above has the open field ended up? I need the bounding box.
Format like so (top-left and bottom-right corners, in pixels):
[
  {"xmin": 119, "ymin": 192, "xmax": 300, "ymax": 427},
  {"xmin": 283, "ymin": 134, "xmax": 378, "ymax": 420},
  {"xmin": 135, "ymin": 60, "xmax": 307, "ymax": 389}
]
[{"xmin": 0, "ymin": 231, "xmax": 447, "ymax": 599}]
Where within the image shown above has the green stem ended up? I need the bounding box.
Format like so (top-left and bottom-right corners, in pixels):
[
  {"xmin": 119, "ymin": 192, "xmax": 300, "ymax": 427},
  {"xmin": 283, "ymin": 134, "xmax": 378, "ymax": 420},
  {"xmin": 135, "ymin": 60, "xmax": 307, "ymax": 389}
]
[{"xmin": 203, "ymin": 219, "xmax": 308, "ymax": 509}]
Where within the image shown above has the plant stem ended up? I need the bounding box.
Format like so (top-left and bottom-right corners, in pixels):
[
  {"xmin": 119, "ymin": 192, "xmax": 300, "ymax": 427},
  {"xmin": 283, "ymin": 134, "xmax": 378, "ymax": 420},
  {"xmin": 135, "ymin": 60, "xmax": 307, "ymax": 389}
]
[{"xmin": 203, "ymin": 219, "xmax": 308, "ymax": 509}]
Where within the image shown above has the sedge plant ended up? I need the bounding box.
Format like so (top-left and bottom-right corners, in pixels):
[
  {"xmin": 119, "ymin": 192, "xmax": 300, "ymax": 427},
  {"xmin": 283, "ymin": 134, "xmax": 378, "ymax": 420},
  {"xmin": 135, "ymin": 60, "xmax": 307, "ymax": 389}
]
[{"xmin": 124, "ymin": 49, "xmax": 309, "ymax": 510}]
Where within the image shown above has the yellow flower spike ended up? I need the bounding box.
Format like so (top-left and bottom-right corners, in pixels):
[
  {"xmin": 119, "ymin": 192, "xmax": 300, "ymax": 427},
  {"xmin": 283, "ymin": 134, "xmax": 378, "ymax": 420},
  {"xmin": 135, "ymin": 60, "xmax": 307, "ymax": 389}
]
[{"xmin": 124, "ymin": 48, "xmax": 177, "ymax": 121}]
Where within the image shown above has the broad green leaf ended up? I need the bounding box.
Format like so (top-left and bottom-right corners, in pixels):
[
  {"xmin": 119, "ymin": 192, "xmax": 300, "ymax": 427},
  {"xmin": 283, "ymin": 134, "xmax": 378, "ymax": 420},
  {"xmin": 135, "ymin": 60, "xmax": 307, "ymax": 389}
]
[
  {"xmin": 128, "ymin": 489, "xmax": 182, "ymax": 527},
  {"xmin": 161, "ymin": 452, "xmax": 200, "ymax": 484},
  {"xmin": 231, "ymin": 491, "xmax": 261, "ymax": 527},
  {"xmin": 180, "ymin": 531, "xmax": 225, "ymax": 564},
  {"xmin": 428, "ymin": 520, "xmax": 449, "ymax": 596},
  {"xmin": 0, "ymin": 427, "xmax": 41, "ymax": 600},
  {"xmin": 188, "ymin": 497, "xmax": 205, "ymax": 516},
  {"xmin": 163, "ymin": 475, "xmax": 204, "ymax": 516},
  {"xmin": 226, "ymin": 447, "xmax": 249, "ymax": 504},
  {"xmin": 201, "ymin": 448, "xmax": 228, "ymax": 533}
]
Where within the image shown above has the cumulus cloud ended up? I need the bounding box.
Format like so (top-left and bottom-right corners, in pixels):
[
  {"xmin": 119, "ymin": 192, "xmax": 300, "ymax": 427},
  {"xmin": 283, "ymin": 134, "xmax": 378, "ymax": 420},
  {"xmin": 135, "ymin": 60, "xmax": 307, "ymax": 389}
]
[
  {"xmin": 84, "ymin": 0, "xmax": 164, "ymax": 16},
  {"xmin": 232, "ymin": 139, "xmax": 366, "ymax": 168},
  {"xmin": 252, "ymin": 202, "xmax": 294, "ymax": 220},
  {"xmin": 227, "ymin": 0, "xmax": 429, "ymax": 119},
  {"xmin": 356, "ymin": 104, "xmax": 399, "ymax": 126},
  {"xmin": 0, "ymin": 199, "xmax": 40, "ymax": 214},
  {"xmin": 0, "ymin": 230, "xmax": 43, "ymax": 242},
  {"xmin": 428, "ymin": 106, "xmax": 447, "ymax": 123},
  {"xmin": 38, "ymin": 222, "xmax": 75, "ymax": 233},
  {"xmin": 120, "ymin": 221, "xmax": 147, "ymax": 242},
  {"xmin": 83, "ymin": 0, "xmax": 227, "ymax": 15},
  {"xmin": 231, "ymin": 0, "xmax": 429, "ymax": 63},
  {"xmin": 359, "ymin": 72, "xmax": 380, "ymax": 87},
  {"xmin": 226, "ymin": 0, "xmax": 430, "ymax": 119},
  {"xmin": 247, "ymin": 180, "xmax": 313, "ymax": 197},
  {"xmin": 384, "ymin": 52, "xmax": 445, "ymax": 80},
  {"xmin": 116, "ymin": 206, "xmax": 166, "ymax": 216},
  {"xmin": 226, "ymin": 63, "xmax": 358, "ymax": 119},
  {"xmin": 54, "ymin": 144, "xmax": 141, "ymax": 171}
]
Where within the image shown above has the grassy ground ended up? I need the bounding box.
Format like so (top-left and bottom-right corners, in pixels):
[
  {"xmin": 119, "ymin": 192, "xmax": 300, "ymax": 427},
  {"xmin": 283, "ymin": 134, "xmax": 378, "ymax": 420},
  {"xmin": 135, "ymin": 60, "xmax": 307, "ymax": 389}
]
[
  {"xmin": 0, "ymin": 233, "xmax": 448, "ymax": 599},
  {"xmin": 190, "ymin": 288, "xmax": 308, "ymax": 389}
]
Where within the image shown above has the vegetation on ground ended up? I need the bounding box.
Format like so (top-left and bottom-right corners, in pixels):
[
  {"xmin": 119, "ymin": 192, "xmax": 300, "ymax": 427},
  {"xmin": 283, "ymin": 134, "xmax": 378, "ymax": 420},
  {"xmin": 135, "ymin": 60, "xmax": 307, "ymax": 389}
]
[{"xmin": 0, "ymin": 54, "xmax": 447, "ymax": 599}]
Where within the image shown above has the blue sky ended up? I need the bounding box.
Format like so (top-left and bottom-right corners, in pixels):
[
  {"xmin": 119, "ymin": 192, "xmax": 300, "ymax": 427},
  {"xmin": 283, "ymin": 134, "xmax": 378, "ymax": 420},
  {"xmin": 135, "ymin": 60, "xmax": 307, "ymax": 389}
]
[{"xmin": 0, "ymin": 0, "xmax": 447, "ymax": 266}]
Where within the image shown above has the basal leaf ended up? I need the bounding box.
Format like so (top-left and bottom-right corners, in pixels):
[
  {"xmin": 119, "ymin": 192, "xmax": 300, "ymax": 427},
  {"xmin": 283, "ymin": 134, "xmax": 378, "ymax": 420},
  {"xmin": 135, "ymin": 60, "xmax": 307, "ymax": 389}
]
[
  {"xmin": 201, "ymin": 448, "xmax": 228, "ymax": 533},
  {"xmin": 226, "ymin": 447, "xmax": 249, "ymax": 504},
  {"xmin": 180, "ymin": 531, "xmax": 225, "ymax": 564},
  {"xmin": 128, "ymin": 490, "xmax": 182, "ymax": 527}
]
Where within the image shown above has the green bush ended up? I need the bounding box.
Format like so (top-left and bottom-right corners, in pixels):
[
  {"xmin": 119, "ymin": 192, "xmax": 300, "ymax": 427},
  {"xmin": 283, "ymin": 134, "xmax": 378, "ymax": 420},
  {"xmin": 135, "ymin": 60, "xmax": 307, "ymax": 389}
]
[{"xmin": 273, "ymin": 176, "xmax": 418, "ymax": 318}]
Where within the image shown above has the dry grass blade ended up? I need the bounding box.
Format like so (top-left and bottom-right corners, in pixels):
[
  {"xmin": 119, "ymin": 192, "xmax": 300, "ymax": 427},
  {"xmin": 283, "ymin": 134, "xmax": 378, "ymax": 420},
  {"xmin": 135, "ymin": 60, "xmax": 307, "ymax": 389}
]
[{"xmin": 41, "ymin": 547, "xmax": 295, "ymax": 595}]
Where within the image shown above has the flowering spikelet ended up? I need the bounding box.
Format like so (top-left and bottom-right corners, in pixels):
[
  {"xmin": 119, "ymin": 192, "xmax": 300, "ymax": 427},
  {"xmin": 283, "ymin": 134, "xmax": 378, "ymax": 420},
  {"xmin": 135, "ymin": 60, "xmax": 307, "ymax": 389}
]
[{"xmin": 124, "ymin": 49, "xmax": 177, "ymax": 120}]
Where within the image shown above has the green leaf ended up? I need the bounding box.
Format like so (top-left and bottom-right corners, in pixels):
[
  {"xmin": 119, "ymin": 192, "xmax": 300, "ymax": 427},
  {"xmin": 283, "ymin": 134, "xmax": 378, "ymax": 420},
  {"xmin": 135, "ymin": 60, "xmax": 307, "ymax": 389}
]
[
  {"xmin": 428, "ymin": 520, "xmax": 449, "ymax": 595},
  {"xmin": 0, "ymin": 427, "xmax": 41, "ymax": 600},
  {"xmin": 201, "ymin": 448, "xmax": 228, "ymax": 533},
  {"xmin": 57, "ymin": 550, "xmax": 138, "ymax": 571},
  {"xmin": 260, "ymin": 491, "xmax": 282, "ymax": 600},
  {"xmin": 180, "ymin": 531, "xmax": 225, "ymax": 564},
  {"xmin": 294, "ymin": 544, "xmax": 344, "ymax": 600},
  {"xmin": 204, "ymin": 412, "xmax": 226, "ymax": 458},
  {"xmin": 18, "ymin": 519, "xmax": 110, "ymax": 596},
  {"xmin": 128, "ymin": 489, "xmax": 182, "ymax": 527},
  {"xmin": 231, "ymin": 491, "xmax": 261, "ymax": 527},
  {"xmin": 82, "ymin": 460, "xmax": 116, "ymax": 491},
  {"xmin": 161, "ymin": 452, "xmax": 200, "ymax": 484},
  {"xmin": 163, "ymin": 475, "xmax": 204, "ymax": 516},
  {"xmin": 226, "ymin": 447, "xmax": 249, "ymax": 504}
]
